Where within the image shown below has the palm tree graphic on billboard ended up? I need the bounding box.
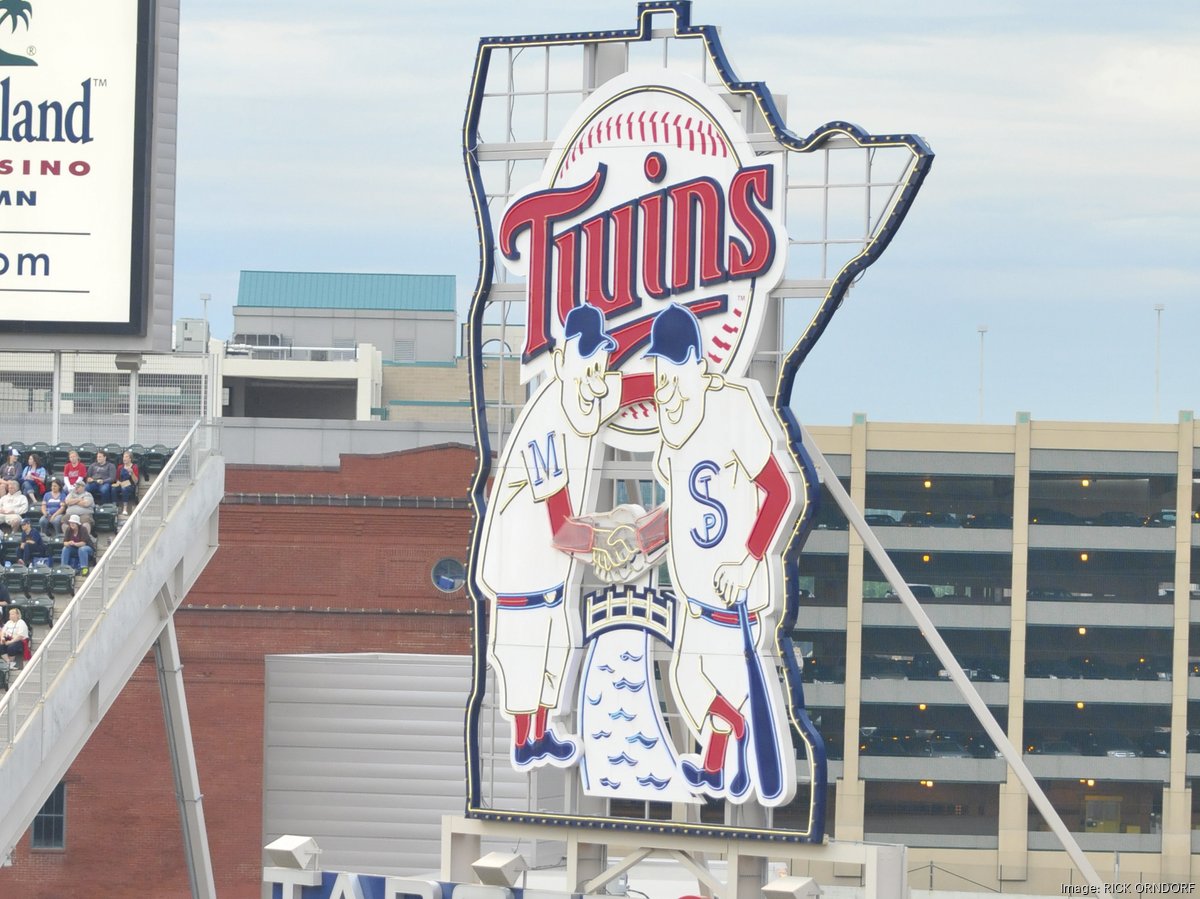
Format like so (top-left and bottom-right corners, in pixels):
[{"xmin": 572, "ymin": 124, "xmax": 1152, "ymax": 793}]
[{"xmin": 0, "ymin": 0, "xmax": 37, "ymax": 67}]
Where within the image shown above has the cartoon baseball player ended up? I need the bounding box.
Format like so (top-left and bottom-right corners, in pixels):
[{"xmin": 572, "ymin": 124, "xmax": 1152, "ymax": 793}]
[
  {"xmin": 633, "ymin": 303, "xmax": 803, "ymax": 804},
  {"xmin": 477, "ymin": 303, "xmax": 626, "ymax": 769}
]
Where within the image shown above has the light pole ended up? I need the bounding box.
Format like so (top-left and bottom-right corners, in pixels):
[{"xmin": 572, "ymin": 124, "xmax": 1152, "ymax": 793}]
[
  {"xmin": 1153, "ymin": 304, "xmax": 1164, "ymax": 421},
  {"xmin": 200, "ymin": 293, "xmax": 213, "ymax": 421},
  {"xmin": 977, "ymin": 325, "xmax": 988, "ymax": 423}
]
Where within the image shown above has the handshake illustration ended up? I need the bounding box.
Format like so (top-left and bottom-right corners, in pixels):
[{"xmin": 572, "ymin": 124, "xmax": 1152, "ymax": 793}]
[{"xmin": 578, "ymin": 504, "xmax": 667, "ymax": 584}]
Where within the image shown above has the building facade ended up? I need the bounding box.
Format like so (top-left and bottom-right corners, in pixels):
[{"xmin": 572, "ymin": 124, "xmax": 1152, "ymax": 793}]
[
  {"xmin": 230, "ymin": 271, "xmax": 457, "ymax": 364},
  {"xmin": 788, "ymin": 413, "xmax": 1199, "ymax": 889}
]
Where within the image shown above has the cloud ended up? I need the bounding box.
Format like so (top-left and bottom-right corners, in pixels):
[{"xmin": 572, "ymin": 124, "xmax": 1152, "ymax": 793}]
[{"xmin": 170, "ymin": 0, "xmax": 1200, "ymax": 424}]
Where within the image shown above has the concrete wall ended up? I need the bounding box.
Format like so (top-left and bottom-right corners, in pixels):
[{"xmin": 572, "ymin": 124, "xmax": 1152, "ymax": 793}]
[
  {"xmin": 232, "ymin": 308, "xmax": 455, "ymax": 363},
  {"xmin": 218, "ymin": 418, "xmax": 474, "ymax": 467}
]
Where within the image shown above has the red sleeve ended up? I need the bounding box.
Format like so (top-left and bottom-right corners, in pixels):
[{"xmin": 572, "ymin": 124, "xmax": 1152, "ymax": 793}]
[
  {"xmin": 636, "ymin": 505, "xmax": 669, "ymax": 553},
  {"xmin": 547, "ymin": 488, "xmax": 594, "ymax": 553},
  {"xmin": 746, "ymin": 455, "xmax": 790, "ymax": 560}
]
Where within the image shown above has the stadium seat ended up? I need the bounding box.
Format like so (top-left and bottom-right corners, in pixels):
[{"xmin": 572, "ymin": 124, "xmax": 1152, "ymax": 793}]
[
  {"xmin": 29, "ymin": 441, "xmax": 51, "ymax": 459},
  {"xmin": 50, "ymin": 442, "xmax": 74, "ymax": 470},
  {"xmin": 93, "ymin": 504, "xmax": 119, "ymax": 534},
  {"xmin": 49, "ymin": 565, "xmax": 75, "ymax": 598},
  {"xmin": 43, "ymin": 537, "xmax": 64, "ymax": 561},
  {"xmin": 6, "ymin": 440, "xmax": 27, "ymax": 457},
  {"xmin": 24, "ymin": 565, "xmax": 50, "ymax": 596},
  {"xmin": 0, "ymin": 536, "xmax": 18, "ymax": 564},
  {"xmin": 75, "ymin": 442, "xmax": 98, "ymax": 465},
  {"xmin": 102, "ymin": 443, "xmax": 124, "ymax": 461},
  {"xmin": 2, "ymin": 567, "xmax": 26, "ymax": 595},
  {"xmin": 143, "ymin": 446, "xmax": 169, "ymax": 476},
  {"xmin": 21, "ymin": 598, "xmax": 53, "ymax": 627}
]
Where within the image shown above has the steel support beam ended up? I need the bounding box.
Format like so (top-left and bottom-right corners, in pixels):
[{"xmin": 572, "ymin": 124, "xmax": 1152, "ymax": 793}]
[{"xmin": 155, "ymin": 617, "xmax": 217, "ymax": 899}]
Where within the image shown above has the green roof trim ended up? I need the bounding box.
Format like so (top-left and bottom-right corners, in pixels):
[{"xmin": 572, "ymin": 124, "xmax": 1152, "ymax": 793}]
[{"xmin": 236, "ymin": 271, "xmax": 455, "ymax": 312}]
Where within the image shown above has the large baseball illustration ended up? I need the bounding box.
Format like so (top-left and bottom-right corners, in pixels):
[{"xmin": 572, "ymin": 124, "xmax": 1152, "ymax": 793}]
[{"xmin": 499, "ymin": 71, "xmax": 787, "ymax": 450}]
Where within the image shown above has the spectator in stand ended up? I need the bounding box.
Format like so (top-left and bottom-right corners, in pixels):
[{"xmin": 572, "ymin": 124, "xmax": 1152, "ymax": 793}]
[
  {"xmin": 0, "ymin": 607, "xmax": 29, "ymax": 672},
  {"xmin": 62, "ymin": 480, "xmax": 95, "ymax": 528},
  {"xmin": 16, "ymin": 519, "xmax": 44, "ymax": 566},
  {"xmin": 0, "ymin": 450, "xmax": 20, "ymax": 483},
  {"xmin": 61, "ymin": 450, "xmax": 87, "ymax": 491},
  {"xmin": 115, "ymin": 450, "xmax": 140, "ymax": 516},
  {"xmin": 39, "ymin": 479, "xmax": 65, "ymax": 535},
  {"xmin": 61, "ymin": 515, "xmax": 94, "ymax": 574},
  {"xmin": 20, "ymin": 453, "xmax": 46, "ymax": 504},
  {"xmin": 0, "ymin": 480, "xmax": 28, "ymax": 531},
  {"xmin": 86, "ymin": 450, "xmax": 117, "ymax": 505}
]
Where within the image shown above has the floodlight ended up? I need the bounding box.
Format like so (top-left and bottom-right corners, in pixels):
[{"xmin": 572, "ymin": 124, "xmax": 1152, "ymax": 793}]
[
  {"xmin": 264, "ymin": 834, "xmax": 321, "ymax": 871},
  {"xmin": 763, "ymin": 875, "xmax": 823, "ymax": 899},
  {"xmin": 471, "ymin": 851, "xmax": 528, "ymax": 888},
  {"xmin": 114, "ymin": 353, "xmax": 143, "ymax": 372}
]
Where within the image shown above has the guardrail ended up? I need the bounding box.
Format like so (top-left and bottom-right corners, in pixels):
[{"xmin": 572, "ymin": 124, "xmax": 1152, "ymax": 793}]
[
  {"xmin": 0, "ymin": 419, "xmax": 219, "ymax": 746},
  {"xmin": 223, "ymin": 344, "xmax": 358, "ymax": 362}
]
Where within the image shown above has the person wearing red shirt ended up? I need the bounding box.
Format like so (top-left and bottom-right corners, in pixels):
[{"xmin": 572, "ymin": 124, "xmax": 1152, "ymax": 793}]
[{"xmin": 62, "ymin": 450, "xmax": 87, "ymax": 491}]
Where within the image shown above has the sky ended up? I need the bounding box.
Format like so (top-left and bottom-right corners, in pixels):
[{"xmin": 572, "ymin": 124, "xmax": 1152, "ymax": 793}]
[{"xmin": 171, "ymin": 0, "xmax": 1199, "ymax": 426}]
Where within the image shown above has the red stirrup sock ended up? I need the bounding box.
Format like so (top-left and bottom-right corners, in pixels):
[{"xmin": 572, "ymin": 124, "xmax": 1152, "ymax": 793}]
[
  {"xmin": 703, "ymin": 729, "xmax": 730, "ymax": 773},
  {"xmin": 514, "ymin": 713, "xmax": 532, "ymax": 747}
]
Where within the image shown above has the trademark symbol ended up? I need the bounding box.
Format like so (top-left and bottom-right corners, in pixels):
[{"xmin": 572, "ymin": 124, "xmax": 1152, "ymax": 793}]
[
  {"xmin": 26, "ymin": 45, "xmax": 35, "ymax": 56},
  {"xmin": 93, "ymin": 78, "xmax": 107, "ymax": 88}
]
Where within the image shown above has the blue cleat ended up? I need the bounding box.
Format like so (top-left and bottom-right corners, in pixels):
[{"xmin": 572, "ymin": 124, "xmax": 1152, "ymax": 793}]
[
  {"xmin": 513, "ymin": 740, "xmax": 537, "ymax": 768},
  {"xmin": 536, "ymin": 729, "xmax": 578, "ymax": 762},
  {"xmin": 681, "ymin": 759, "xmax": 723, "ymax": 792}
]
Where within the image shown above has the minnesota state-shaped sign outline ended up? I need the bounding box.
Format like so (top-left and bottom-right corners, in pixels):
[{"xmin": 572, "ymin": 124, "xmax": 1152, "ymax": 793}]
[{"xmin": 462, "ymin": 0, "xmax": 934, "ymax": 845}]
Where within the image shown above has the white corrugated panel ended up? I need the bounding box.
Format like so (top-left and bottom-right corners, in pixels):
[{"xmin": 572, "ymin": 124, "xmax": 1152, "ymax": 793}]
[{"xmin": 263, "ymin": 653, "xmax": 563, "ymax": 877}]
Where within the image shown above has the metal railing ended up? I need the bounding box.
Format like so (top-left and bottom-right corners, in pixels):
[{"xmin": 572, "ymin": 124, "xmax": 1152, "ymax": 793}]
[
  {"xmin": 0, "ymin": 420, "xmax": 219, "ymax": 746},
  {"xmin": 222, "ymin": 344, "xmax": 358, "ymax": 362}
]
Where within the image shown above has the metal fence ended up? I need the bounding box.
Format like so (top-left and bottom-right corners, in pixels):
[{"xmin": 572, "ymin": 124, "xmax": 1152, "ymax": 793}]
[{"xmin": 0, "ymin": 352, "xmax": 211, "ymax": 450}]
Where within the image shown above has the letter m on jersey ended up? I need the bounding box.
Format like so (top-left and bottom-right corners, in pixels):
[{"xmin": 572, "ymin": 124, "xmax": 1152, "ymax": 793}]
[{"xmin": 522, "ymin": 431, "xmax": 569, "ymax": 501}]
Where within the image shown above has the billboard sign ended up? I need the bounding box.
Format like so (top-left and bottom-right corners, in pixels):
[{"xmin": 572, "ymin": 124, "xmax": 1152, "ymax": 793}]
[
  {"xmin": 0, "ymin": 0, "xmax": 154, "ymax": 335},
  {"xmin": 464, "ymin": 1, "xmax": 932, "ymax": 844}
]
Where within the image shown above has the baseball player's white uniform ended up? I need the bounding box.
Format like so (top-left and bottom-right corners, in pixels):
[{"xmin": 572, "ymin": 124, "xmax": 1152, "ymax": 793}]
[
  {"xmin": 478, "ymin": 319, "xmax": 623, "ymax": 767},
  {"xmin": 480, "ymin": 379, "xmax": 599, "ymax": 716},
  {"xmin": 656, "ymin": 382, "xmax": 786, "ymax": 734}
]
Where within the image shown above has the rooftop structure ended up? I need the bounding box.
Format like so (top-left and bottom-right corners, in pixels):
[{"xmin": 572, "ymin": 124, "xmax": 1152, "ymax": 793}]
[{"xmin": 232, "ymin": 270, "xmax": 457, "ymax": 363}]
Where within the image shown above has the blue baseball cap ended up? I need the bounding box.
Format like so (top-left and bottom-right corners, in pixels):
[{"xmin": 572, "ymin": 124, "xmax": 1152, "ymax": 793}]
[
  {"xmin": 563, "ymin": 303, "xmax": 617, "ymax": 358},
  {"xmin": 644, "ymin": 303, "xmax": 702, "ymax": 364}
]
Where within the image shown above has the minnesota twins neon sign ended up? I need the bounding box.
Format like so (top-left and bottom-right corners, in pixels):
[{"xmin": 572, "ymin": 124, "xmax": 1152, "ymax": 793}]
[{"xmin": 465, "ymin": 1, "xmax": 932, "ymax": 843}]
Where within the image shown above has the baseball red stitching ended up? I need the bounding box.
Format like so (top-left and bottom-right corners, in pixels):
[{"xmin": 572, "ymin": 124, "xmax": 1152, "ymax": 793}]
[{"xmin": 561, "ymin": 108, "xmax": 729, "ymax": 176}]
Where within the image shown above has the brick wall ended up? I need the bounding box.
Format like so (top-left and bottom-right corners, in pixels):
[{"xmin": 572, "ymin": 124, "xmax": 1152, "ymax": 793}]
[{"xmin": 0, "ymin": 446, "xmax": 477, "ymax": 899}]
